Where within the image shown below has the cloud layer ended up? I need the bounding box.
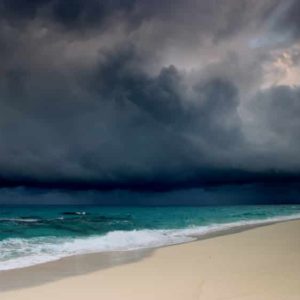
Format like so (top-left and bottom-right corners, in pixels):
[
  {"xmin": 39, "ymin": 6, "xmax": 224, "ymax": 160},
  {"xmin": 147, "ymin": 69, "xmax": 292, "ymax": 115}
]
[{"xmin": 0, "ymin": 0, "xmax": 300, "ymax": 191}]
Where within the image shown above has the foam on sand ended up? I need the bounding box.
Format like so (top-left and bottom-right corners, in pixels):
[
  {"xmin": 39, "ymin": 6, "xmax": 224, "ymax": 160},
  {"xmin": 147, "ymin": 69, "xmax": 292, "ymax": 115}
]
[{"xmin": 1, "ymin": 212, "xmax": 300, "ymax": 271}]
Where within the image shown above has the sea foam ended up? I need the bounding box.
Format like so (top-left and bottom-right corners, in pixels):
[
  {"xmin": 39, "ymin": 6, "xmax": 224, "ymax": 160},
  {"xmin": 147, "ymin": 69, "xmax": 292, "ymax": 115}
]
[{"xmin": 1, "ymin": 212, "xmax": 300, "ymax": 271}]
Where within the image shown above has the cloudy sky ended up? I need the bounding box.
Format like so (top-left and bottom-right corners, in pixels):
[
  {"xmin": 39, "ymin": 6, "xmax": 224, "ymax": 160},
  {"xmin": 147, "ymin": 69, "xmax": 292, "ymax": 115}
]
[{"xmin": 0, "ymin": 0, "xmax": 300, "ymax": 204}]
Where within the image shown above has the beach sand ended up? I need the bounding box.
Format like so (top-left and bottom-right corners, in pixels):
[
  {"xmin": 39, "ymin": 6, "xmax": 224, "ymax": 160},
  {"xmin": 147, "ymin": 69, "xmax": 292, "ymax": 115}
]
[{"xmin": 1, "ymin": 220, "xmax": 300, "ymax": 300}]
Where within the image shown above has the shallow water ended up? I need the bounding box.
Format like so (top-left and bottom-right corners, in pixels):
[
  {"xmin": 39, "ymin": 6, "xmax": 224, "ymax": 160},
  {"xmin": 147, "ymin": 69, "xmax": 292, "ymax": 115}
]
[{"xmin": 1, "ymin": 205, "xmax": 300, "ymax": 270}]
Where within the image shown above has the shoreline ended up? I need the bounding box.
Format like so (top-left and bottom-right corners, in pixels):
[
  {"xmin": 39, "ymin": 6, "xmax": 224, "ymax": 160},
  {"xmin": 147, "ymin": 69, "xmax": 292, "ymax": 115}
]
[
  {"xmin": 1, "ymin": 208, "xmax": 299, "ymax": 273},
  {"xmin": 1, "ymin": 220, "xmax": 300, "ymax": 299},
  {"xmin": 1, "ymin": 217, "xmax": 300, "ymax": 292}
]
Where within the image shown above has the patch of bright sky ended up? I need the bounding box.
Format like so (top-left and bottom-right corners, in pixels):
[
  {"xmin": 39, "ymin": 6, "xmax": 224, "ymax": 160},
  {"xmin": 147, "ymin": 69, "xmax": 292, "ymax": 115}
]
[{"xmin": 262, "ymin": 43, "xmax": 300, "ymax": 88}]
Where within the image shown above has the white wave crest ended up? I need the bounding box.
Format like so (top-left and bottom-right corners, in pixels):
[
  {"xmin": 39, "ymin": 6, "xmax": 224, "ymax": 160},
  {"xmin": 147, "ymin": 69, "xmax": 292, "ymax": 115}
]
[
  {"xmin": 0, "ymin": 213, "xmax": 300, "ymax": 271},
  {"xmin": 0, "ymin": 218, "xmax": 39, "ymax": 223}
]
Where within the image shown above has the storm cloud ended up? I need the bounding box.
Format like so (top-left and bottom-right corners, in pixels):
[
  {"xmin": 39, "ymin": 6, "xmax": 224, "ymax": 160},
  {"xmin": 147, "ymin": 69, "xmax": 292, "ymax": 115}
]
[{"xmin": 0, "ymin": 0, "xmax": 299, "ymax": 195}]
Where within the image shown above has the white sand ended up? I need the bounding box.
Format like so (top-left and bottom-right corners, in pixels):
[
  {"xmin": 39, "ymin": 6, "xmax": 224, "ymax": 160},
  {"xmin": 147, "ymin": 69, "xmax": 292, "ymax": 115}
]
[{"xmin": 1, "ymin": 220, "xmax": 300, "ymax": 300}]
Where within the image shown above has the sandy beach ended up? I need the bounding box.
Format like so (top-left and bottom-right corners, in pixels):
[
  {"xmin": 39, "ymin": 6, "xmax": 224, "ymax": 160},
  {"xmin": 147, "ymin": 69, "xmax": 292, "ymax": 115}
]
[{"xmin": 1, "ymin": 220, "xmax": 300, "ymax": 300}]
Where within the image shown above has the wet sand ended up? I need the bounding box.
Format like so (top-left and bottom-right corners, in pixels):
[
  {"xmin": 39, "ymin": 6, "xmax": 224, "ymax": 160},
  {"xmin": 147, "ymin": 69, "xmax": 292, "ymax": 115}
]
[{"xmin": 1, "ymin": 220, "xmax": 300, "ymax": 299}]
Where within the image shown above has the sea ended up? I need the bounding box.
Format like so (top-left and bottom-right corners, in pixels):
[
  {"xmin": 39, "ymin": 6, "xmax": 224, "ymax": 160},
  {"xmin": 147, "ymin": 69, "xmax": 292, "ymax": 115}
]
[{"xmin": 1, "ymin": 205, "xmax": 300, "ymax": 271}]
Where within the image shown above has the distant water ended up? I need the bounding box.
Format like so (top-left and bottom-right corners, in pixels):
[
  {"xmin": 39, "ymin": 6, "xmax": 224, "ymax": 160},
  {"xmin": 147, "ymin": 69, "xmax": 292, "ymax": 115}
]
[{"xmin": 1, "ymin": 205, "xmax": 300, "ymax": 271}]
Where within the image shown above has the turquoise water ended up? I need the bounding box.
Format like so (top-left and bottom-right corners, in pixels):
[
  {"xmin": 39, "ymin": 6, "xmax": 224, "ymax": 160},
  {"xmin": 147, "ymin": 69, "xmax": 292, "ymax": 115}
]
[{"xmin": 1, "ymin": 205, "xmax": 300, "ymax": 270}]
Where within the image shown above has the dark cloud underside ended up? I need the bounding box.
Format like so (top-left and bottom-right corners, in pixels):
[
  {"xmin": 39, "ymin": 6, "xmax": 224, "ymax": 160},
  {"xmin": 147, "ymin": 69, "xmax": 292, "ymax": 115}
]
[{"xmin": 0, "ymin": 0, "xmax": 299, "ymax": 197}]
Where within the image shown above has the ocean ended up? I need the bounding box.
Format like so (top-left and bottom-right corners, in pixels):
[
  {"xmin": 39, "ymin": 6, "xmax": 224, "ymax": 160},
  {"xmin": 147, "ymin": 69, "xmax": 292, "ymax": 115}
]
[{"xmin": 1, "ymin": 205, "xmax": 300, "ymax": 271}]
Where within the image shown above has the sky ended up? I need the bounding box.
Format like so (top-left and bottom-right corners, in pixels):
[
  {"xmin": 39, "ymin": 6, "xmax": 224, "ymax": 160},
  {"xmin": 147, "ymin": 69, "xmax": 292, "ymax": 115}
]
[{"xmin": 0, "ymin": 0, "xmax": 300, "ymax": 205}]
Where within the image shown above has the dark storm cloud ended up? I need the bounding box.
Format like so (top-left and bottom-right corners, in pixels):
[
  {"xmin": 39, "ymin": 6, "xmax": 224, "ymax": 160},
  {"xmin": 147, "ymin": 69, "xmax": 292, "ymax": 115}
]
[
  {"xmin": 1, "ymin": 183, "xmax": 300, "ymax": 205},
  {"xmin": 0, "ymin": 44, "xmax": 245, "ymax": 190},
  {"xmin": 1, "ymin": 0, "xmax": 137, "ymax": 29},
  {"xmin": 246, "ymin": 85, "xmax": 300, "ymax": 171},
  {"xmin": 269, "ymin": 0, "xmax": 300, "ymax": 39},
  {"xmin": 253, "ymin": 85, "xmax": 300, "ymax": 139},
  {"xmin": 0, "ymin": 0, "xmax": 276, "ymax": 43},
  {"xmin": 0, "ymin": 0, "xmax": 299, "ymax": 195}
]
